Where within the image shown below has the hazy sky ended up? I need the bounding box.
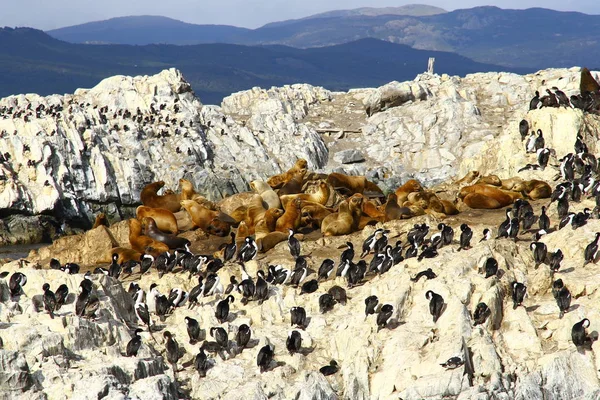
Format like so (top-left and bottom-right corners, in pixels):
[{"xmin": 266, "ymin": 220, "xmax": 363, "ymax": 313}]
[{"xmin": 2, "ymin": 0, "xmax": 599, "ymax": 31}]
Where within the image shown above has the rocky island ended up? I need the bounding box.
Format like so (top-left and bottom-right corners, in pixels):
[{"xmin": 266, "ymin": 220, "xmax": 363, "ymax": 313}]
[{"xmin": 1, "ymin": 66, "xmax": 600, "ymax": 400}]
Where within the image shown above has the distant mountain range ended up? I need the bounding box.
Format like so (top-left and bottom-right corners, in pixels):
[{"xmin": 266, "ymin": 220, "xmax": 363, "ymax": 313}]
[
  {"xmin": 46, "ymin": 6, "xmax": 600, "ymax": 70},
  {"xmin": 0, "ymin": 28, "xmax": 529, "ymax": 104}
]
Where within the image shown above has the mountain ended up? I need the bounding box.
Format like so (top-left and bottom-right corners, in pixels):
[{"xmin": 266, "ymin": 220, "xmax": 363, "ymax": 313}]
[
  {"xmin": 46, "ymin": 7, "xmax": 600, "ymax": 70},
  {"xmin": 262, "ymin": 4, "xmax": 447, "ymax": 28},
  {"xmin": 47, "ymin": 15, "xmax": 250, "ymax": 45},
  {"xmin": 0, "ymin": 28, "xmax": 530, "ymax": 105}
]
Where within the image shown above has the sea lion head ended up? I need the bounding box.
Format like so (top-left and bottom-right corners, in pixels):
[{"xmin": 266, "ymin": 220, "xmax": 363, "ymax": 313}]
[
  {"xmin": 405, "ymin": 179, "xmax": 423, "ymax": 193},
  {"xmin": 295, "ymin": 159, "xmax": 308, "ymax": 170},
  {"xmin": 207, "ymin": 218, "xmax": 231, "ymax": 237}
]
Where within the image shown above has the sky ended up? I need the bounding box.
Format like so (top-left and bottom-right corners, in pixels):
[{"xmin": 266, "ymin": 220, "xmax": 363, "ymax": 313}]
[{"xmin": 2, "ymin": 0, "xmax": 599, "ymax": 31}]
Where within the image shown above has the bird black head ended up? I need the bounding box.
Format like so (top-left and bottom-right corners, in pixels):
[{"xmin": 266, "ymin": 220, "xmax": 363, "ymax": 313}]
[
  {"xmin": 425, "ymin": 290, "xmax": 433, "ymax": 300},
  {"xmin": 43, "ymin": 283, "xmax": 50, "ymax": 291},
  {"xmin": 163, "ymin": 331, "xmax": 172, "ymax": 339}
]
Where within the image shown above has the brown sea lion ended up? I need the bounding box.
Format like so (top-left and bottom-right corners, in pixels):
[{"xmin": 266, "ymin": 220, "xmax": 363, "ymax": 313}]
[
  {"xmin": 128, "ymin": 219, "xmax": 169, "ymax": 254},
  {"xmin": 179, "ymin": 178, "xmax": 199, "ymax": 201},
  {"xmin": 136, "ymin": 205, "xmax": 178, "ymax": 234},
  {"xmin": 267, "ymin": 159, "xmax": 309, "ymax": 189},
  {"xmin": 581, "ymin": 67, "xmax": 600, "ymax": 94},
  {"xmin": 278, "ymin": 169, "xmax": 307, "ymax": 196},
  {"xmin": 140, "ymin": 181, "xmax": 181, "ymax": 213},
  {"xmin": 395, "ymin": 179, "xmax": 423, "ymax": 205},
  {"xmin": 462, "ymin": 193, "xmax": 502, "ymax": 209},
  {"xmin": 244, "ymin": 195, "xmax": 268, "ymax": 228},
  {"xmin": 276, "ymin": 197, "xmax": 303, "ymax": 232},
  {"xmin": 327, "ymin": 173, "xmax": 367, "ymax": 196},
  {"xmin": 360, "ymin": 196, "xmax": 385, "ymax": 221},
  {"xmin": 236, "ymin": 221, "xmax": 251, "ymax": 245},
  {"xmin": 255, "ymin": 219, "xmax": 288, "ymax": 253},
  {"xmin": 141, "ymin": 217, "xmax": 190, "ymax": 249},
  {"xmin": 301, "ymin": 202, "xmax": 333, "ymax": 227},
  {"xmin": 250, "ymin": 180, "xmax": 282, "ymax": 210},
  {"xmin": 229, "ymin": 206, "xmax": 248, "ymax": 224},
  {"xmin": 440, "ymin": 200, "xmax": 459, "ymax": 215},
  {"xmin": 180, "ymin": 200, "xmax": 233, "ymax": 236},
  {"xmin": 459, "ymin": 184, "xmax": 521, "ymax": 207},
  {"xmin": 384, "ymin": 193, "xmax": 412, "ymax": 221},
  {"xmin": 501, "ymin": 177, "xmax": 524, "ymax": 191},
  {"xmin": 280, "ymin": 180, "xmax": 330, "ymax": 209},
  {"xmin": 475, "ymin": 175, "xmax": 502, "ymax": 186},
  {"xmin": 91, "ymin": 213, "xmax": 109, "ymax": 229},
  {"xmin": 513, "ymin": 180, "xmax": 552, "ymax": 200},
  {"xmin": 263, "ymin": 208, "xmax": 284, "ymax": 232},
  {"xmin": 321, "ymin": 194, "xmax": 363, "ymax": 237},
  {"xmin": 106, "ymin": 247, "xmax": 142, "ymax": 264},
  {"xmin": 455, "ymin": 171, "xmax": 480, "ymax": 186}
]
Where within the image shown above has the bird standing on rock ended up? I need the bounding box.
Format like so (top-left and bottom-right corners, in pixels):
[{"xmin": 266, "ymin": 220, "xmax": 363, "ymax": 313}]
[
  {"xmin": 287, "ymin": 229, "xmax": 301, "ymax": 258},
  {"xmin": 426, "ymin": 291, "xmax": 444, "ymax": 323},
  {"xmin": 42, "ymin": 283, "xmax": 57, "ymax": 319}
]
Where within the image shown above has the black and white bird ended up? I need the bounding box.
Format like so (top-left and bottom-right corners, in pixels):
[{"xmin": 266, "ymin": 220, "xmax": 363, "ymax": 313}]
[
  {"xmin": 185, "ymin": 316, "xmax": 202, "ymax": 344},
  {"xmin": 223, "ymin": 232, "xmax": 237, "ymax": 262},
  {"xmin": 479, "ymin": 228, "xmax": 492, "ymax": 242},
  {"xmin": 511, "ymin": 282, "xmax": 527, "ymax": 309},
  {"xmin": 534, "ymin": 129, "xmax": 545, "ymax": 151},
  {"xmin": 55, "ymin": 284, "xmax": 69, "ymax": 311},
  {"xmin": 125, "ymin": 329, "xmax": 143, "ymax": 357},
  {"xmin": 257, "ymin": 342, "xmax": 274, "ymax": 373},
  {"xmin": 458, "ymin": 223, "xmax": 473, "ymax": 251},
  {"xmin": 9, "ymin": 272, "xmax": 27, "ymax": 297},
  {"xmin": 290, "ymin": 264, "xmax": 308, "ymax": 287},
  {"xmin": 300, "ymin": 279, "xmax": 318, "ymax": 295},
  {"xmin": 224, "ymin": 276, "xmax": 239, "ymax": 294},
  {"xmin": 290, "ymin": 306, "xmax": 307, "ymax": 329},
  {"xmin": 539, "ymin": 206, "xmax": 550, "ymax": 233},
  {"xmin": 195, "ymin": 349, "xmax": 209, "ymax": 377},
  {"xmin": 530, "ymin": 242, "xmax": 547, "ymax": 269},
  {"xmin": 583, "ymin": 232, "xmax": 600, "ymax": 266},
  {"xmin": 553, "ymin": 86, "xmax": 570, "ymax": 107},
  {"xmin": 373, "ymin": 230, "xmax": 390, "ymax": 254},
  {"xmin": 473, "ymin": 302, "xmax": 490, "ymax": 326},
  {"xmin": 187, "ymin": 277, "xmax": 204, "ymax": 309},
  {"xmin": 525, "ymin": 131, "xmax": 537, "ymax": 153},
  {"xmin": 210, "ymin": 327, "xmax": 229, "ymax": 350},
  {"xmin": 42, "ymin": 283, "xmax": 57, "ymax": 319},
  {"xmin": 108, "ymin": 253, "xmax": 121, "ymax": 278},
  {"xmin": 238, "ymin": 237, "xmax": 258, "ymax": 262},
  {"xmin": 552, "ymin": 279, "xmax": 571, "ymax": 319},
  {"xmin": 364, "ymin": 295, "xmax": 379, "ymax": 316},
  {"xmin": 254, "ymin": 270, "xmax": 269, "ymax": 304},
  {"xmin": 411, "ymin": 268, "xmax": 437, "ymax": 282},
  {"xmin": 320, "ymin": 360, "xmax": 339, "ymax": 376},
  {"xmin": 236, "ymin": 324, "xmax": 251, "ymax": 351},
  {"xmin": 497, "ymin": 209, "xmax": 512, "ymax": 238},
  {"xmin": 317, "ymin": 259, "xmax": 336, "ymax": 281},
  {"xmin": 529, "ymin": 91, "xmax": 540, "ymax": 110},
  {"xmin": 319, "ymin": 293, "xmax": 336, "ymax": 314},
  {"xmin": 203, "ymin": 273, "xmax": 222, "ymax": 297},
  {"xmin": 549, "ymin": 249, "xmax": 564, "ymax": 273},
  {"xmin": 376, "ymin": 304, "xmax": 394, "ymax": 331},
  {"xmin": 215, "ymin": 295, "xmax": 235, "ymax": 323},
  {"xmin": 163, "ymin": 331, "xmax": 180, "ymax": 374},
  {"xmin": 361, "ymin": 228, "xmax": 383, "ymax": 258},
  {"xmin": 287, "ymin": 229, "xmax": 301, "ymax": 258},
  {"xmin": 537, "ymin": 148, "xmax": 551, "ymax": 170},
  {"xmin": 168, "ymin": 288, "xmax": 188, "ymax": 309},
  {"xmin": 339, "ymin": 242, "xmax": 355, "ymax": 266},
  {"xmin": 76, "ymin": 277, "xmax": 100, "ymax": 319},
  {"xmin": 286, "ymin": 330, "xmax": 302, "ymax": 355},
  {"xmin": 482, "ymin": 257, "xmax": 498, "ymax": 278},
  {"xmin": 440, "ymin": 356, "xmax": 464, "ymax": 370},
  {"xmin": 426, "ymin": 291, "xmax": 444, "ymax": 323},
  {"xmin": 571, "ymin": 318, "xmax": 590, "ymax": 347}
]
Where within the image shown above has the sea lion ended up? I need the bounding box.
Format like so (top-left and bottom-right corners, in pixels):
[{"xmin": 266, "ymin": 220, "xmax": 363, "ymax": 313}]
[
  {"xmin": 140, "ymin": 181, "xmax": 181, "ymax": 213},
  {"xmin": 91, "ymin": 213, "xmax": 109, "ymax": 229},
  {"xmin": 327, "ymin": 173, "xmax": 367, "ymax": 196},
  {"xmin": 321, "ymin": 194, "xmax": 363, "ymax": 237},
  {"xmin": 278, "ymin": 169, "xmax": 307, "ymax": 196},
  {"xmin": 179, "ymin": 178, "xmax": 199, "ymax": 201},
  {"xmin": 141, "ymin": 217, "xmax": 190, "ymax": 249},
  {"xmin": 228, "ymin": 206, "xmax": 248, "ymax": 224},
  {"xmin": 263, "ymin": 208, "xmax": 284, "ymax": 232},
  {"xmin": 440, "ymin": 200, "xmax": 459, "ymax": 215},
  {"xmin": 501, "ymin": 177, "xmax": 524, "ymax": 191},
  {"xmin": 128, "ymin": 219, "xmax": 170, "ymax": 254},
  {"xmin": 462, "ymin": 193, "xmax": 502, "ymax": 209},
  {"xmin": 136, "ymin": 206, "xmax": 178, "ymax": 234},
  {"xmin": 106, "ymin": 247, "xmax": 142, "ymax": 264},
  {"xmin": 384, "ymin": 193, "xmax": 412, "ymax": 221},
  {"xmin": 395, "ymin": 180, "xmax": 423, "ymax": 205},
  {"xmin": 459, "ymin": 184, "xmax": 521, "ymax": 207},
  {"xmin": 280, "ymin": 180, "xmax": 330, "ymax": 209},
  {"xmin": 251, "ymin": 180, "xmax": 282, "ymax": 210},
  {"xmin": 581, "ymin": 67, "xmax": 600, "ymax": 94},
  {"xmin": 254, "ymin": 219, "xmax": 288, "ymax": 253},
  {"xmin": 455, "ymin": 171, "xmax": 480, "ymax": 186},
  {"xmin": 360, "ymin": 196, "xmax": 385, "ymax": 221},
  {"xmin": 301, "ymin": 202, "xmax": 333, "ymax": 227},
  {"xmin": 513, "ymin": 180, "xmax": 552, "ymax": 200},
  {"xmin": 475, "ymin": 175, "xmax": 502, "ymax": 186},
  {"xmin": 267, "ymin": 159, "xmax": 308, "ymax": 189},
  {"xmin": 244, "ymin": 195, "xmax": 268, "ymax": 228},
  {"xmin": 276, "ymin": 198, "xmax": 303, "ymax": 232},
  {"xmin": 180, "ymin": 200, "xmax": 233, "ymax": 236}
]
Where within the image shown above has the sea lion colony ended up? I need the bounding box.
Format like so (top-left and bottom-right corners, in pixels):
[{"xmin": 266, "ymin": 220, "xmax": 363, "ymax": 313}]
[{"xmin": 2, "ymin": 69, "xmax": 600, "ymax": 397}]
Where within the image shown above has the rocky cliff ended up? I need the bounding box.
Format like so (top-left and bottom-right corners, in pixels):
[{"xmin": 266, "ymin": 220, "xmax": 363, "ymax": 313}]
[{"xmin": 2, "ymin": 67, "xmax": 600, "ymax": 399}]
